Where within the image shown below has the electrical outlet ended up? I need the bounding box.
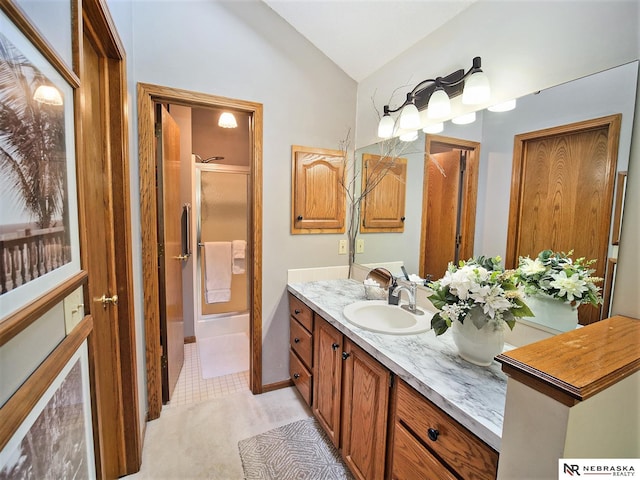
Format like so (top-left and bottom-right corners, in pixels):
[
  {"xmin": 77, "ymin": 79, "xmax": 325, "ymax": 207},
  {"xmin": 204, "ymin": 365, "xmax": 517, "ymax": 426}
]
[
  {"xmin": 338, "ymin": 239, "xmax": 347, "ymax": 255},
  {"xmin": 356, "ymin": 239, "xmax": 365, "ymax": 253}
]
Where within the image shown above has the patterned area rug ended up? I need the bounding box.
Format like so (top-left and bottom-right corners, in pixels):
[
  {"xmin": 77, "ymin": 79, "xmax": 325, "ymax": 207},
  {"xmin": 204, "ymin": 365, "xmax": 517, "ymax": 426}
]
[{"xmin": 238, "ymin": 417, "xmax": 354, "ymax": 479}]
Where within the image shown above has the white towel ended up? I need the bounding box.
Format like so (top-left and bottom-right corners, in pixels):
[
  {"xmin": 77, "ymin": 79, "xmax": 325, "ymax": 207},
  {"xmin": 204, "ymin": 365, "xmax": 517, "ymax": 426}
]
[
  {"xmin": 204, "ymin": 242, "xmax": 232, "ymax": 303},
  {"xmin": 232, "ymin": 239, "xmax": 246, "ymax": 274}
]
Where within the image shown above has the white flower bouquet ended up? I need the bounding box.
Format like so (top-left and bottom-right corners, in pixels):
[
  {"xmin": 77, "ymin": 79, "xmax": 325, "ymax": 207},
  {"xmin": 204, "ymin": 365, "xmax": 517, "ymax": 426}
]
[
  {"xmin": 515, "ymin": 250, "xmax": 603, "ymax": 307},
  {"xmin": 427, "ymin": 256, "xmax": 532, "ymax": 336}
]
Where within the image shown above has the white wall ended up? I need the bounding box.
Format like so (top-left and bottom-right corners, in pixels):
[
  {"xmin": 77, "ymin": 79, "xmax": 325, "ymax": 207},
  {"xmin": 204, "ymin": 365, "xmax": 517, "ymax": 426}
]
[{"xmin": 108, "ymin": 0, "xmax": 357, "ymax": 398}]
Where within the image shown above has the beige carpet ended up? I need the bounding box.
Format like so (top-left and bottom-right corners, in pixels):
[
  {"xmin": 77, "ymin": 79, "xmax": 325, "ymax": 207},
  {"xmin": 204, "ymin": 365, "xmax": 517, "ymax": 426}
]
[
  {"xmin": 123, "ymin": 387, "xmax": 312, "ymax": 479},
  {"xmin": 239, "ymin": 417, "xmax": 353, "ymax": 479},
  {"xmin": 199, "ymin": 333, "xmax": 249, "ymax": 379}
]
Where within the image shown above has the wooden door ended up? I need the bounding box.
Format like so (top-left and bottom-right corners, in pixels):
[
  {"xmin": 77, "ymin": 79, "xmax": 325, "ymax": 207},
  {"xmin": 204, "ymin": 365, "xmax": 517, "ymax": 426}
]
[
  {"xmin": 506, "ymin": 115, "xmax": 621, "ymax": 324},
  {"xmin": 422, "ymin": 151, "xmax": 462, "ymax": 279},
  {"xmin": 341, "ymin": 339, "xmax": 390, "ymax": 480},
  {"xmin": 79, "ymin": 5, "xmax": 140, "ymax": 475},
  {"xmin": 420, "ymin": 136, "xmax": 479, "ymax": 281},
  {"xmin": 312, "ymin": 316, "xmax": 343, "ymax": 448},
  {"xmin": 156, "ymin": 105, "xmax": 184, "ymax": 402},
  {"xmin": 360, "ymin": 154, "xmax": 407, "ymax": 232}
]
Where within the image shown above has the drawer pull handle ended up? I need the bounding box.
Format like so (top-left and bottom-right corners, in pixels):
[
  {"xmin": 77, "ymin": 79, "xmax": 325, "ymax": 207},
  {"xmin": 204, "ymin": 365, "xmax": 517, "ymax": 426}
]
[
  {"xmin": 342, "ymin": 352, "xmax": 351, "ymax": 361},
  {"xmin": 295, "ymin": 309, "xmax": 301, "ymax": 314},
  {"xmin": 427, "ymin": 428, "xmax": 439, "ymax": 441},
  {"xmin": 294, "ymin": 337, "xmax": 301, "ymax": 343},
  {"xmin": 293, "ymin": 373, "xmax": 300, "ymax": 380},
  {"xmin": 331, "ymin": 343, "xmax": 340, "ymax": 351}
]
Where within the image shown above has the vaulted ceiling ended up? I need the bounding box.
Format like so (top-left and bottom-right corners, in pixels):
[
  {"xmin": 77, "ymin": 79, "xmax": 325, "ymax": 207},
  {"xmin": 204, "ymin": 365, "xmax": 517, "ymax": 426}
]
[{"xmin": 261, "ymin": 0, "xmax": 477, "ymax": 82}]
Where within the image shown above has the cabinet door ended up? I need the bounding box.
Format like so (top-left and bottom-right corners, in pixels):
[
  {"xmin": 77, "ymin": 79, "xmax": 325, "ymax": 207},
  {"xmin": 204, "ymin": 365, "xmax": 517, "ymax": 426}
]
[
  {"xmin": 341, "ymin": 338, "xmax": 390, "ymax": 480},
  {"xmin": 360, "ymin": 154, "xmax": 407, "ymax": 232},
  {"xmin": 291, "ymin": 145, "xmax": 345, "ymax": 234},
  {"xmin": 312, "ymin": 317, "xmax": 343, "ymax": 447}
]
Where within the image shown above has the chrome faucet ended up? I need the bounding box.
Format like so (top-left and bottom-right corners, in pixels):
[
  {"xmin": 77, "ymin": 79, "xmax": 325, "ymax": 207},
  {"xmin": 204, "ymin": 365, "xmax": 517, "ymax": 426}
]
[{"xmin": 391, "ymin": 281, "xmax": 424, "ymax": 315}]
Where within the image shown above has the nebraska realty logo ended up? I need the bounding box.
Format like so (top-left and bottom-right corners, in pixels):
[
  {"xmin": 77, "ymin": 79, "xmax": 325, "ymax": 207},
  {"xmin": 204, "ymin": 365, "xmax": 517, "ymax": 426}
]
[{"xmin": 559, "ymin": 459, "xmax": 639, "ymax": 478}]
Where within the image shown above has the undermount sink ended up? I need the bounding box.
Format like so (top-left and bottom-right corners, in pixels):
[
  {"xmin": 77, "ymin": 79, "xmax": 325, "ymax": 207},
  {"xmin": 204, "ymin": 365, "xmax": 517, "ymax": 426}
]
[{"xmin": 343, "ymin": 300, "xmax": 433, "ymax": 335}]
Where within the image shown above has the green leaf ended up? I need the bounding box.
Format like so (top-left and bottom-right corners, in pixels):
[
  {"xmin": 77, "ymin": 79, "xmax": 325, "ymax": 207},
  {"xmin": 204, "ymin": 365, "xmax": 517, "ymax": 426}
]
[
  {"xmin": 428, "ymin": 286, "xmax": 449, "ymax": 310},
  {"xmin": 513, "ymin": 297, "xmax": 534, "ymax": 318},
  {"xmin": 431, "ymin": 314, "xmax": 450, "ymax": 336}
]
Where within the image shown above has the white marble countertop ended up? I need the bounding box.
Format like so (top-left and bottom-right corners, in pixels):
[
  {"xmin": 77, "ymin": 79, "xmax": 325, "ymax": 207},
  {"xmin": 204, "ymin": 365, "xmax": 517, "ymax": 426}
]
[{"xmin": 287, "ymin": 278, "xmax": 507, "ymax": 451}]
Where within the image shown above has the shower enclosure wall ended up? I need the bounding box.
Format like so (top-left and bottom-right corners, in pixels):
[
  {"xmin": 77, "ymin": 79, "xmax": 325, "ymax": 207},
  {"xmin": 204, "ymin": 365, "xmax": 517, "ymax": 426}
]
[{"xmin": 195, "ymin": 164, "xmax": 250, "ymax": 340}]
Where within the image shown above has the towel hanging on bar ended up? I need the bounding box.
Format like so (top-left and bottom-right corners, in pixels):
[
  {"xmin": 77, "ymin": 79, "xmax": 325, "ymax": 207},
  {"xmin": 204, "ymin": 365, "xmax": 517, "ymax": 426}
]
[{"xmin": 232, "ymin": 240, "xmax": 246, "ymax": 274}]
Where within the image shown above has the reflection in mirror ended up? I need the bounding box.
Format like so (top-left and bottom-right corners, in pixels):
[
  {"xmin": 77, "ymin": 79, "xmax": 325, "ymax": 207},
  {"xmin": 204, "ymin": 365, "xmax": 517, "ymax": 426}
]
[{"xmin": 354, "ymin": 62, "xmax": 638, "ymax": 310}]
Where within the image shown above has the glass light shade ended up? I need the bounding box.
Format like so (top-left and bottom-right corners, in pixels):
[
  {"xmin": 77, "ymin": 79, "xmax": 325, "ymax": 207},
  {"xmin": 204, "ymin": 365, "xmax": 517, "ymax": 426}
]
[
  {"xmin": 377, "ymin": 115, "xmax": 395, "ymax": 138},
  {"xmin": 488, "ymin": 99, "xmax": 517, "ymax": 112},
  {"xmin": 399, "ymin": 103, "xmax": 420, "ymax": 130},
  {"xmin": 423, "ymin": 122, "xmax": 444, "ymax": 134},
  {"xmin": 427, "ymin": 88, "xmax": 450, "ymax": 119},
  {"xmin": 218, "ymin": 112, "xmax": 238, "ymax": 128},
  {"xmin": 452, "ymin": 112, "xmax": 476, "ymax": 125},
  {"xmin": 399, "ymin": 130, "xmax": 418, "ymax": 142},
  {"xmin": 33, "ymin": 85, "xmax": 63, "ymax": 105},
  {"xmin": 462, "ymin": 70, "xmax": 490, "ymax": 105}
]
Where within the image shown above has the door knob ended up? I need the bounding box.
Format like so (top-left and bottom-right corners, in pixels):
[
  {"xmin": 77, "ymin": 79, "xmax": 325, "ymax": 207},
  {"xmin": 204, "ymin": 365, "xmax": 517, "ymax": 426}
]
[
  {"xmin": 97, "ymin": 294, "xmax": 118, "ymax": 308},
  {"xmin": 174, "ymin": 254, "xmax": 189, "ymax": 260}
]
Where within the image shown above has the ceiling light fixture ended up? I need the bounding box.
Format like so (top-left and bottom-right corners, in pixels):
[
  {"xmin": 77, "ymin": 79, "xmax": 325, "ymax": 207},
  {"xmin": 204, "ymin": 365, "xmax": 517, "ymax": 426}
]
[
  {"xmin": 33, "ymin": 85, "xmax": 63, "ymax": 105},
  {"xmin": 218, "ymin": 112, "xmax": 238, "ymax": 128},
  {"xmin": 377, "ymin": 57, "xmax": 490, "ymax": 138}
]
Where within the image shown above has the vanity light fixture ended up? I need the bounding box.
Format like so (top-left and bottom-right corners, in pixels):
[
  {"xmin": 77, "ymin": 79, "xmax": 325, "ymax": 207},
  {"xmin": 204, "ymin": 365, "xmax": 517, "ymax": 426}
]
[
  {"xmin": 452, "ymin": 111, "xmax": 476, "ymax": 125},
  {"xmin": 488, "ymin": 99, "xmax": 517, "ymax": 112},
  {"xmin": 399, "ymin": 130, "xmax": 419, "ymax": 142},
  {"xmin": 423, "ymin": 122, "xmax": 444, "ymax": 134},
  {"xmin": 218, "ymin": 111, "xmax": 238, "ymax": 128},
  {"xmin": 377, "ymin": 56, "xmax": 489, "ymax": 139},
  {"xmin": 33, "ymin": 85, "xmax": 63, "ymax": 105}
]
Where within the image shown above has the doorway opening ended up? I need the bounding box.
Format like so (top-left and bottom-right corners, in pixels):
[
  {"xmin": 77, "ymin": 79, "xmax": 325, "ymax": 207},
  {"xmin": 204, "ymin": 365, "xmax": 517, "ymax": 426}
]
[
  {"xmin": 419, "ymin": 135, "xmax": 480, "ymax": 280},
  {"xmin": 138, "ymin": 83, "xmax": 263, "ymax": 420}
]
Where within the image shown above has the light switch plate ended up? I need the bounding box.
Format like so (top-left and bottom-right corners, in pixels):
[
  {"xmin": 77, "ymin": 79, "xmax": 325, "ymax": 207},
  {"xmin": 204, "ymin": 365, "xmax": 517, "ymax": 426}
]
[
  {"xmin": 338, "ymin": 239, "xmax": 347, "ymax": 255},
  {"xmin": 356, "ymin": 239, "xmax": 365, "ymax": 253}
]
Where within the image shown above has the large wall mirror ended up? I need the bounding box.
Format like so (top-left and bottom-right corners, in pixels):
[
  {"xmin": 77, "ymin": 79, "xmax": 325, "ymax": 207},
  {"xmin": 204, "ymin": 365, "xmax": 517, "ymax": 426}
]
[{"xmin": 354, "ymin": 61, "xmax": 638, "ymax": 318}]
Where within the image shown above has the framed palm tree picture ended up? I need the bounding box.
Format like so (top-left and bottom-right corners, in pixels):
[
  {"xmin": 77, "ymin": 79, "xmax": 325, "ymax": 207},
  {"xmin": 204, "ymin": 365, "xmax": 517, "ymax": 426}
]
[{"xmin": 0, "ymin": 8, "xmax": 80, "ymax": 321}]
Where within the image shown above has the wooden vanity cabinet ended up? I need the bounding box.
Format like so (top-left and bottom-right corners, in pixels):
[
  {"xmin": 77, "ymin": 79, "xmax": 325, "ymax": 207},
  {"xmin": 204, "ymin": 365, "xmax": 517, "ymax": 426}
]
[
  {"xmin": 390, "ymin": 379, "xmax": 498, "ymax": 480},
  {"xmin": 288, "ymin": 293, "xmax": 314, "ymax": 406},
  {"xmin": 313, "ymin": 315, "xmax": 390, "ymax": 480}
]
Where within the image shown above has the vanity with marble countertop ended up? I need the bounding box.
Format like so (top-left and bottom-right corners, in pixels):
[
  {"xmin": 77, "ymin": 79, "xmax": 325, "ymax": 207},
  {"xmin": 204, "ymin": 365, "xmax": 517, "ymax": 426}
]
[{"xmin": 287, "ymin": 278, "xmax": 508, "ymax": 451}]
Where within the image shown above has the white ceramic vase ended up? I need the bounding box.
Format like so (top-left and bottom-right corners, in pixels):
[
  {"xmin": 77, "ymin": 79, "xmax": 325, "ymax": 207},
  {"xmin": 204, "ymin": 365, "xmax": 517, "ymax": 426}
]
[
  {"xmin": 451, "ymin": 318, "xmax": 505, "ymax": 366},
  {"xmin": 525, "ymin": 294, "xmax": 579, "ymax": 332}
]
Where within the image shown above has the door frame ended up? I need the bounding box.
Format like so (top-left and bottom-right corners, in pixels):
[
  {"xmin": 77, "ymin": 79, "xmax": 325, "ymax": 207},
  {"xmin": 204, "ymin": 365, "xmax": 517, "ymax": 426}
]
[
  {"xmin": 419, "ymin": 135, "xmax": 480, "ymax": 279},
  {"xmin": 77, "ymin": 0, "xmax": 141, "ymax": 475},
  {"xmin": 137, "ymin": 83, "xmax": 263, "ymax": 420}
]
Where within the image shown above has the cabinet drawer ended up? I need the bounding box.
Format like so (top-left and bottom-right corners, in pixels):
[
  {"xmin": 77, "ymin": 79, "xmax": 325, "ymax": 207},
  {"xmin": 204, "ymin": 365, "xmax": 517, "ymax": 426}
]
[
  {"xmin": 391, "ymin": 422, "xmax": 456, "ymax": 480},
  {"xmin": 395, "ymin": 380, "xmax": 498, "ymax": 480},
  {"xmin": 290, "ymin": 318, "xmax": 313, "ymax": 369},
  {"xmin": 289, "ymin": 349, "xmax": 312, "ymax": 406},
  {"xmin": 288, "ymin": 294, "xmax": 313, "ymax": 332}
]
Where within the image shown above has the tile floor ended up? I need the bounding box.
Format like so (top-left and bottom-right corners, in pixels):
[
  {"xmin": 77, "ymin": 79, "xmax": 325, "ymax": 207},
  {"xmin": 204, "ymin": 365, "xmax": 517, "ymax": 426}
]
[{"xmin": 166, "ymin": 342, "xmax": 250, "ymax": 408}]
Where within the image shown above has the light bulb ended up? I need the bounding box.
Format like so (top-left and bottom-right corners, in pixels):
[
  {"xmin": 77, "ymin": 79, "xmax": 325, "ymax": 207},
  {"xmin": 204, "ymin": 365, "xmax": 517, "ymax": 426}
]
[
  {"xmin": 399, "ymin": 103, "xmax": 420, "ymax": 130},
  {"xmin": 377, "ymin": 115, "xmax": 395, "ymax": 138},
  {"xmin": 452, "ymin": 112, "xmax": 476, "ymax": 125},
  {"xmin": 399, "ymin": 130, "xmax": 418, "ymax": 142},
  {"xmin": 462, "ymin": 70, "xmax": 490, "ymax": 105},
  {"xmin": 423, "ymin": 122, "xmax": 444, "ymax": 134},
  {"xmin": 218, "ymin": 112, "xmax": 238, "ymax": 128},
  {"xmin": 488, "ymin": 99, "xmax": 516, "ymax": 112},
  {"xmin": 427, "ymin": 88, "xmax": 450, "ymax": 119},
  {"xmin": 33, "ymin": 85, "xmax": 63, "ymax": 105}
]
